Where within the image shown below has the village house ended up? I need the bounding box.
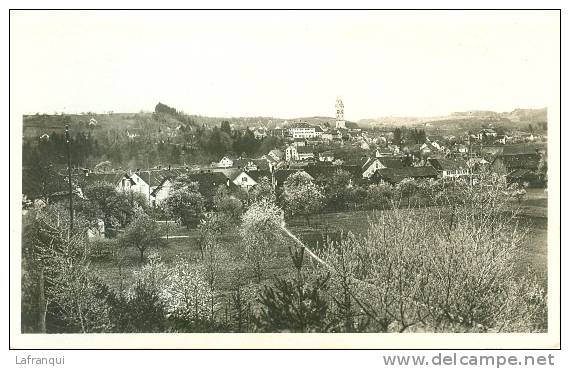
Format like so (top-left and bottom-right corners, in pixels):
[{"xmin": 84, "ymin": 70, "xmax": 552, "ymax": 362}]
[
  {"xmin": 218, "ymin": 156, "xmax": 234, "ymax": 168},
  {"xmin": 151, "ymin": 171, "xmax": 234, "ymax": 208},
  {"xmin": 288, "ymin": 122, "xmax": 317, "ymax": 139},
  {"xmin": 314, "ymin": 126, "xmax": 324, "ymax": 138},
  {"xmin": 149, "ymin": 177, "xmax": 174, "ymax": 206},
  {"xmin": 247, "ymin": 169, "xmax": 314, "ymax": 189},
  {"xmin": 506, "ymin": 169, "xmax": 544, "ymax": 188},
  {"xmin": 234, "ymin": 158, "xmax": 258, "ymax": 171},
  {"xmin": 387, "ymin": 144, "xmax": 401, "ymax": 154},
  {"xmin": 490, "ymin": 151, "xmax": 541, "ymax": 175},
  {"xmin": 478, "ymin": 128, "xmax": 498, "ymax": 140},
  {"xmin": 321, "ymin": 132, "xmax": 334, "ymax": 141},
  {"xmin": 267, "ymin": 149, "xmax": 284, "ymax": 162},
  {"xmin": 318, "ymin": 151, "xmax": 335, "ymax": 162},
  {"xmin": 292, "ymin": 138, "xmax": 306, "ymax": 147},
  {"xmin": 361, "ymin": 157, "xmax": 404, "ymax": 178},
  {"xmin": 466, "ymin": 157, "xmax": 489, "ymax": 172},
  {"xmin": 374, "ymin": 147, "xmax": 392, "ymax": 157},
  {"xmin": 370, "ymin": 166, "xmax": 438, "ymax": 185},
  {"xmin": 420, "ymin": 142, "xmax": 438, "ymax": 154},
  {"xmin": 304, "ymin": 164, "xmax": 362, "ymax": 185},
  {"xmin": 495, "ymin": 134, "xmax": 510, "ymax": 145},
  {"xmin": 454, "ymin": 144, "xmax": 469, "ymax": 154},
  {"xmin": 271, "ymin": 128, "xmax": 286, "ymax": 137},
  {"xmin": 360, "ymin": 141, "xmax": 370, "ymax": 150},
  {"xmin": 297, "ymin": 146, "xmax": 315, "ymax": 161},
  {"xmin": 231, "ymin": 171, "xmax": 258, "ymax": 190},
  {"xmin": 428, "ymin": 158, "xmax": 470, "ymax": 179},
  {"xmin": 285, "ymin": 145, "xmax": 299, "ymax": 161}
]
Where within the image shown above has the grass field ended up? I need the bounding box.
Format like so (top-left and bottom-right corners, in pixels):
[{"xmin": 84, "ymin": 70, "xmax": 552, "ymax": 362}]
[{"xmin": 91, "ymin": 188, "xmax": 549, "ymax": 291}]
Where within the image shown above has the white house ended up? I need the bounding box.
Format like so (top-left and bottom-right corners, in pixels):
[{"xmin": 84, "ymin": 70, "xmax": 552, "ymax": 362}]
[
  {"xmin": 267, "ymin": 149, "xmax": 284, "ymax": 162},
  {"xmin": 428, "ymin": 158, "xmax": 471, "ymax": 179},
  {"xmin": 314, "ymin": 126, "xmax": 324, "ymax": 138},
  {"xmin": 218, "ymin": 156, "xmax": 234, "ymax": 168},
  {"xmin": 289, "ymin": 123, "xmax": 316, "ymax": 139},
  {"xmin": 120, "ymin": 172, "xmax": 152, "ymax": 200},
  {"xmin": 430, "ymin": 141, "xmax": 444, "ymax": 151},
  {"xmin": 297, "ymin": 147, "xmax": 315, "ymax": 161},
  {"xmin": 232, "ymin": 171, "xmax": 257, "ymax": 190},
  {"xmin": 285, "ymin": 145, "xmax": 299, "ymax": 161},
  {"xmin": 319, "ymin": 151, "xmax": 335, "ymax": 162},
  {"xmin": 150, "ymin": 178, "xmax": 174, "ymax": 206},
  {"xmin": 361, "ymin": 158, "xmax": 390, "ymax": 178},
  {"xmin": 478, "ymin": 128, "xmax": 497, "ymax": 140},
  {"xmin": 292, "ymin": 139, "xmax": 306, "ymax": 147}
]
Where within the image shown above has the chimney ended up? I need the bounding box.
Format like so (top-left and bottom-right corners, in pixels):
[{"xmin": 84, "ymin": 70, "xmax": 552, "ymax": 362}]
[{"xmin": 168, "ymin": 165, "xmax": 171, "ymax": 170}]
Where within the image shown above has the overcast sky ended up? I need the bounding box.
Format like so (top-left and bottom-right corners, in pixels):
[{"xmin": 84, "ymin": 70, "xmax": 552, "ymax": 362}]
[{"xmin": 10, "ymin": 10, "xmax": 559, "ymax": 120}]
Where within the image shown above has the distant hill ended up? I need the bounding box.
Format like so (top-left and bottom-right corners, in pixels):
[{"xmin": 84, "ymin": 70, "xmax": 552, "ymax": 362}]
[
  {"xmin": 358, "ymin": 108, "xmax": 547, "ymax": 130},
  {"xmin": 504, "ymin": 108, "xmax": 547, "ymax": 123},
  {"xmin": 22, "ymin": 105, "xmax": 544, "ymax": 139}
]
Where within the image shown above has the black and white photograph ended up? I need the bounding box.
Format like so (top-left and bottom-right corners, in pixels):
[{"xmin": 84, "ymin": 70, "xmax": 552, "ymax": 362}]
[{"xmin": 9, "ymin": 8, "xmax": 560, "ymax": 350}]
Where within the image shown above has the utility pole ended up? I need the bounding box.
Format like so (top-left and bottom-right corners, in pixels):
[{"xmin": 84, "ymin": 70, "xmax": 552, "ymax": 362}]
[{"xmin": 65, "ymin": 125, "xmax": 74, "ymax": 233}]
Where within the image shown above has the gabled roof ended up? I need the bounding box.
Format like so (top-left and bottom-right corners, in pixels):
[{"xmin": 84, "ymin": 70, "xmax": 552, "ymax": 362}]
[
  {"xmin": 319, "ymin": 150, "xmax": 335, "ymax": 157},
  {"xmin": 289, "ymin": 122, "xmax": 314, "ymax": 129},
  {"xmin": 304, "ymin": 165, "xmax": 362, "ymax": 181},
  {"xmin": 362, "ymin": 157, "xmax": 403, "ymax": 172},
  {"xmin": 186, "ymin": 172, "xmax": 235, "ymax": 198},
  {"xmin": 134, "ymin": 168, "xmax": 187, "ymax": 187},
  {"xmin": 234, "ymin": 158, "xmax": 257, "ymax": 169},
  {"xmin": 371, "ymin": 166, "xmax": 438, "ymax": 184},
  {"xmin": 498, "ymin": 153, "xmax": 540, "ymax": 170},
  {"xmin": 378, "ymin": 157, "xmax": 404, "ymax": 169},
  {"xmin": 81, "ymin": 172, "xmax": 129, "ymax": 187},
  {"xmin": 268, "ymin": 149, "xmax": 283, "ymax": 158},
  {"xmin": 247, "ymin": 170, "xmax": 272, "ymax": 183},
  {"xmin": 362, "ymin": 158, "xmax": 379, "ymax": 172},
  {"xmin": 428, "ymin": 158, "xmax": 468, "ymax": 172},
  {"xmin": 507, "ymin": 169, "xmax": 540, "ymax": 180}
]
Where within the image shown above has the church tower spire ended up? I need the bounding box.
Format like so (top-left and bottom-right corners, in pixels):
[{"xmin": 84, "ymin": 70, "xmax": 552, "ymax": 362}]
[{"xmin": 335, "ymin": 96, "xmax": 346, "ymax": 129}]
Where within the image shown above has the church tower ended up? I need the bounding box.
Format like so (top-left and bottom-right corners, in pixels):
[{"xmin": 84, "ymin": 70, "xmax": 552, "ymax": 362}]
[{"xmin": 335, "ymin": 97, "xmax": 346, "ymax": 129}]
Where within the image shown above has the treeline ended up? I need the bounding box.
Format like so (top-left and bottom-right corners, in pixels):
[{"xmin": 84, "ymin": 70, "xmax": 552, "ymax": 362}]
[
  {"xmin": 392, "ymin": 127, "xmax": 427, "ymax": 145},
  {"xmin": 22, "ymin": 103, "xmax": 284, "ymax": 171}
]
